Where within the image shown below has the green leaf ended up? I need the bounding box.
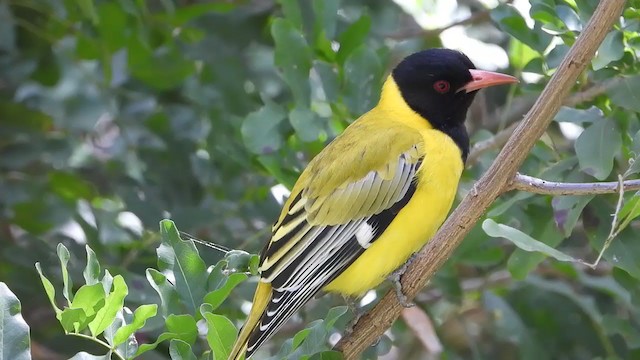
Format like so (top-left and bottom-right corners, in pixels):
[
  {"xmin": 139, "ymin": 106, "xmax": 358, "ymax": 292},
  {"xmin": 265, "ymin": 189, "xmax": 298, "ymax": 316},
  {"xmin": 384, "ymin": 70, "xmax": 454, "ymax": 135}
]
[
  {"xmin": 343, "ymin": 46, "xmax": 382, "ymax": 115},
  {"xmin": 554, "ymin": 106, "xmax": 604, "ymax": 124},
  {"xmin": 158, "ymin": 219, "xmax": 207, "ymax": 315},
  {"xmin": 57, "ymin": 243, "xmax": 73, "ymax": 305},
  {"xmin": 112, "ymin": 304, "xmax": 158, "ymax": 346},
  {"xmin": 507, "ymin": 219, "xmax": 564, "ymax": 279},
  {"xmin": 0, "ymin": 282, "xmax": 31, "ymax": 360},
  {"xmin": 574, "ymin": 119, "xmax": 621, "ymax": 180},
  {"xmin": 509, "ymin": 39, "xmax": 539, "ymax": 70},
  {"xmin": 202, "ymin": 310, "xmax": 237, "ymax": 360},
  {"xmin": 207, "ymin": 260, "xmax": 229, "ymax": 291},
  {"xmin": 526, "ymin": 276, "xmax": 608, "ymax": 330},
  {"xmin": 556, "ymin": 5, "xmax": 582, "ymax": 31},
  {"xmin": 77, "ymin": 0, "xmax": 99, "ymax": 24},
  {"xmin": 618, "ymin": 193, "xmax": 640, "ymax": 231},
  {"xmin": 608, "ymin": 76, "xmax": 640, "ymax": 112},
  {"xmin": 625, "ymin": 158, "xmax": 640, "ymax": 181},
  {"xmin": 69, "ymin": 352, "xmax": 112, "ymax": 360},
  {"xmin": 602, "ymin": 315, "xmax": 640, "ymax": 348},
  {"xmin": 277, "ymin": 0, "xmax": 303, "ymax": 29},
  {"xmin": 83, "ymin": 245, "xmax": 101, "ymax": 286},
  {"xmin": 258, "ymin": 155, "xmax": 299, "ymax": 190},
  {"xmin": 546, "ymin": 44, "xmax": 570, "ymax": 69},
  {"xmin": 592, "ymin": 30, "xmax": 624, "ymax": 70},
  {"xmin": 49, "ymin": 171, "xmax": 94, "ymax": 201},
  {"xmin": 134, "ymin": 314, "xmax": 198, "ymax": 356},
  {"xmin": 35, "ymin": 263, "xmax": 62, "ymax": 317},
  {"xmin": 146, "ymin": 268, "xmax": 181, "ymax": 317},
  {"xmin": 203, "ymin": 273, "xmax": 247, "ymax": 311},
  {"xmin": 96, "ymin": 2, "xmax": 127, "ymax": 52},
  {"xmin": 101, "ymin": 270, "xmax": 113, "ymax": 297},
  {"xmin": 104, "ymin": 310, "xmax": 137, "ymax": 358},
  {"xmin": 482, "ymin": 292, "xmax": 533, "ymax": 347},
  {"xmin": 225, "ymin": 250, "xmax": 258, "ymax": 274},
  {"xmin": 167, "ymin": 2, "xmax": 236, "ymax": 25},
  {"xmin": 309, "ymin": 351, "xmax": 344, "ymax": 360},
  {"xmin": 491, "ymin": 4, "xmax": 552, "ymax": 53},
  {"xmin": 0, "ymin": 101, "xmax": 52, "ymax": 135},
  {"xmin": 289, "ymin": 107, "xmax": 323, "ymax": 142},
  {"xmin": 314, "ymin": 61, "xmax": 340, "ymax": 102},
  {"xmin": 296, "ymin": 320, "xmax": 329, "ymax": 356},
  {"xmin": 69, "ymin": 283, "xmax": 106, "ymax": 330},
  {"xmin": 169, "ymin": 339, "xmax": 197, "ymax": 360},
  {"xmin": 272, "ymin": 18, "xmax": 312, "ymax": 107},
  {"xmin": 128, "ymin": 42, "xmax": 196, "ymax": 90},
  {"xmin": 292, "ymin": 328, "xmax": 311, "ymax": 349},
  {"xmin": 337, "ymin": 16, "xmax": 371, "ymax": 65},
  {"xmin": 323, "ymin": 306, "xmax": 348, "ymax": 329},
  {"xmin": 483, "ymin": 219, "xmax": 584, "ymax": 264},
  {"xmin": 552, "ymin": 195, "xmax": 594, "ymax": 237},
  {"xmin": 89, "ymin": 275, "xmax": 128, "ymax": 336},
  {"xmin": 60, "ymin": 307, "xmax": 87, "ymax": 333},
  {"xmin": 313, "ymin": 0, "xmax": 339, "ymax": 39},
  {"xmin": 241, "ymin": 102, "xmax": 287, "ymax": 155},
  {"xmin": 166, "ymin": 314, "xmax": 198, "ymax": 344}
]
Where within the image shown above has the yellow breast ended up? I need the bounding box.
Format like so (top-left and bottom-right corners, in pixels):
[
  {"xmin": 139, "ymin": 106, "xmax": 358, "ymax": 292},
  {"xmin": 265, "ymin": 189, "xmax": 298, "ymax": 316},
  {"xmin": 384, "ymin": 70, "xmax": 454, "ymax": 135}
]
[{"xmin": 323, "ymin": 129, "xmax": 463, "ymax": 296}]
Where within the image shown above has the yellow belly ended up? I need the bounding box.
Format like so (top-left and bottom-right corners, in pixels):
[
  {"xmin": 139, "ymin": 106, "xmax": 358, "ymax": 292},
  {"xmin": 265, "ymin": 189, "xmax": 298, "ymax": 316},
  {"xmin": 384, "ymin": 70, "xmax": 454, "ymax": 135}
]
[{"xmin": 323, "ymin": 129, "xmax": 463, "ymax": 296}]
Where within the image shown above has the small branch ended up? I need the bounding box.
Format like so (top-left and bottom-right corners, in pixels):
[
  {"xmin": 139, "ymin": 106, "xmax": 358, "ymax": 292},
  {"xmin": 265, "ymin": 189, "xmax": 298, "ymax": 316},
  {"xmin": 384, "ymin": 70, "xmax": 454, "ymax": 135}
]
[
  {"xmin": 510, "ymin": 173, "xmax": 640, "ymax": 196},
  {"xmin": 67, "ymin": 332, "xmax": 124, "ymax": 360},
  {"xmin": 565, "ymin": 78, "xmax": 621, "ymax": 107},
  {"xmin": 591, "ymin": 175, "xmax": 627, "ymax": 266},
  {"xmin": 467, "ymin": 122, "xmax": 519, "ymax": 166},
  {"xmin": 335, "ymin": 1, "xmax": 626, "ymax": 358}
]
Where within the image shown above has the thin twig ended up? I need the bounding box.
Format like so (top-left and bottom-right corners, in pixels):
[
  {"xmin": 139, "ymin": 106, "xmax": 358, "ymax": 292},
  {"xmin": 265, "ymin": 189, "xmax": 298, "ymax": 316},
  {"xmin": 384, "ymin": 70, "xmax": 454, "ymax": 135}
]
[
  {"xmin": 467, "ymin": 122, "xmax": 519, "ymax": 166},
  {"xmin": 509, "ymin": 173, "xmax": 640, "ymax": 196},
  {"xmin": 589, "ymin": 175, "xmax": 626, "ymax": 267},
  {"xmin": 335, "ymin": 2, "xmax": 627, "ymax": 358},
  {"xmin": 67, "ymin": 332, "xmax": 123, "ymax": 360}
]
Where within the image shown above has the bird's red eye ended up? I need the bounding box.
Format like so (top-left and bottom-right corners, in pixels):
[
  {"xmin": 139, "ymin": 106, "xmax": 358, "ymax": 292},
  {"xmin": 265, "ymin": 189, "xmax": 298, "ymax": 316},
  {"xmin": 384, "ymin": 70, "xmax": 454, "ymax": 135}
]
[{"xmin": 433, "ymin": 80, "xmax": 450, "ymax": 94}]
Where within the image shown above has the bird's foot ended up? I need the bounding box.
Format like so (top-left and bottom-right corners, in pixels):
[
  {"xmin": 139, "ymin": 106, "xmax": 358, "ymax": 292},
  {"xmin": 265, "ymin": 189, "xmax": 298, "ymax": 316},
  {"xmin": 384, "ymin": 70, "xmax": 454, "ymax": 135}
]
[
  {"xmin": 343, "ymin": 295, "xmax": 363, "ymax": 335},
  {"xmin": 471, "ymin": 183, "xmax": 480, "ymax": 197},
  {"xmin": 388, "ymin": 255, "xmax": 416, "ymax": 308}
]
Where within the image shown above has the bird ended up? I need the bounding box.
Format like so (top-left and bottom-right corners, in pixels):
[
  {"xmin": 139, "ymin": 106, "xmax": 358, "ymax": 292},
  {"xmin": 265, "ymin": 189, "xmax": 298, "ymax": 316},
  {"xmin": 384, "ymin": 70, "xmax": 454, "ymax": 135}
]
[{"xmin": 228, "ymin": 48, "xmax": 517, "ymax": 360}]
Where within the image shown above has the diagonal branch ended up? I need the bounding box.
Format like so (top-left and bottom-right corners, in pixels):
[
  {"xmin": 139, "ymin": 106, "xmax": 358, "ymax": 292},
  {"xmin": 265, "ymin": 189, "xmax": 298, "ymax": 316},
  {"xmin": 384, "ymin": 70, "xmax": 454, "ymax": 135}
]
[
  {"xmin": 334, "ymin": 1, "xmax": 627, "ymax": 358},
  {"xmin": 510, "ymin": 173, "xmax": 640, "ymax": 195}
]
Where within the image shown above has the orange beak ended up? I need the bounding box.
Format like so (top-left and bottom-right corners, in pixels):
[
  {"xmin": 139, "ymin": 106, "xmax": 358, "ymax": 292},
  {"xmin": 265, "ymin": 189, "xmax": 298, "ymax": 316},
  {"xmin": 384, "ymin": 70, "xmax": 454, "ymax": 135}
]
[{"xmin": 460, "ymin": 69, "xmax": 519, "ymax": 93}]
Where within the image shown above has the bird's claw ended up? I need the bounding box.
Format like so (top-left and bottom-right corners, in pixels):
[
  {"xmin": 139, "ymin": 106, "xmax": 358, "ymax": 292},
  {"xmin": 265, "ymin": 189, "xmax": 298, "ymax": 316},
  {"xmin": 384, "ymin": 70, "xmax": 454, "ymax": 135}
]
[
  {"xmin": 343, "ymin": 295, "xmax": 363, "ymax": 335},
  {"xmin": 388, "ymin": 255, "xmax": 416, "ymax": 308}
]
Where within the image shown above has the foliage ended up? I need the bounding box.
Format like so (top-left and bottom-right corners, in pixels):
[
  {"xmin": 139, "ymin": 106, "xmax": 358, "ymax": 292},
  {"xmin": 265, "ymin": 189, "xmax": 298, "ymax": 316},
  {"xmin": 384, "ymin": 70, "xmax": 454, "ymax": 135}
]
[{"xmin": 1, "ymin": 0, "xmax": 640, "ymax": 359}]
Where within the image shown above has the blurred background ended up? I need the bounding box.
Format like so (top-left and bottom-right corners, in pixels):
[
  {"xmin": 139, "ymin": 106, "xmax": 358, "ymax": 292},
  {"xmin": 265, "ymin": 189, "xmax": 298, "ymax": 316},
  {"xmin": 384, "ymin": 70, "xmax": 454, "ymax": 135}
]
[{"xmin": 2, "ymin": 0, "xmax": 640, "ymax": 359}]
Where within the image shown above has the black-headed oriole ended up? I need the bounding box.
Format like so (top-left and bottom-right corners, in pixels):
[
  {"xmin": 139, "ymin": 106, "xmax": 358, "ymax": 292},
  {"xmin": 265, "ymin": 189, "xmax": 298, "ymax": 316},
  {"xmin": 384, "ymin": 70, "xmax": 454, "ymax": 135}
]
[{"xmin": 229, "ymin": 48, "xmax": 517, "ymax": 359}]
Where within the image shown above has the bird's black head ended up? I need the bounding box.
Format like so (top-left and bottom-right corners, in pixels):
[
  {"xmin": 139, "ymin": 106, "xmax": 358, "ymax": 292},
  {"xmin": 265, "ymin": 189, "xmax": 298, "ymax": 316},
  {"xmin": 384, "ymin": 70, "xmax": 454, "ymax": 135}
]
[{"xmin": 392, "ymin": 48, "xmax": 517, "ymax": 161}]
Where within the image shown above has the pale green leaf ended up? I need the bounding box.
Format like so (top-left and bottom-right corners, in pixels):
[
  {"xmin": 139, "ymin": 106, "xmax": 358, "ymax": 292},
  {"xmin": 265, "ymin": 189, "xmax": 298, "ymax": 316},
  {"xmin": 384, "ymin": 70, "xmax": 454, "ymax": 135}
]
[
  {"xmin": 203, "ymin": 312, "xmax": 237, "ymax": 360},
  {"xmin": 574, "ymin": 119, "xmax": 620, "ymax": 180},
  {"xmin": 112, "ymin": 304, "xmax": 158, "ymax": 346},
  {"xmin": 0, "ymin": 282, "xmax": 31, "ymax": 360},
  {"xmin": 483, "ymin": 219, "xmax": 584, "ymax": 263},
  {"xmin": 89, "ymin": 275, "xmax": 128, "ymax": 336}
]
